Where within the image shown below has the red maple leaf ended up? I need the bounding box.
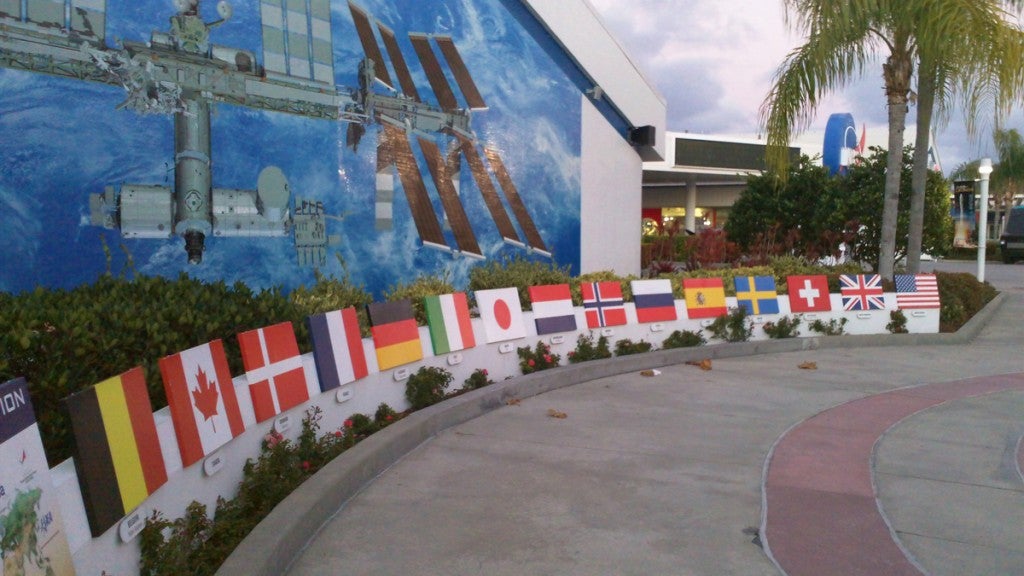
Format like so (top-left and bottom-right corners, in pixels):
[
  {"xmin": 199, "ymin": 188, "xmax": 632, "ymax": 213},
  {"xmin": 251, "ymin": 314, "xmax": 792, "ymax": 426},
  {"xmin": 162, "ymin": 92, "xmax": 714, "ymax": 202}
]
[{"xmin": 191, "ymin": 367, "xmax": 221, "ymax": 432}]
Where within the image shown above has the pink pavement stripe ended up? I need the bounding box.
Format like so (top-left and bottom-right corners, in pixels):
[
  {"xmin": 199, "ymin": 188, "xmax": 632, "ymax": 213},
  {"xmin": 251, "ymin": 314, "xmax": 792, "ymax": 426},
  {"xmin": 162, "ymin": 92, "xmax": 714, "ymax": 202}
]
[
  {"xmin": 1017, "ymin": 433, "xmax": 1024, "ymax": 485},
  {"xmin": 764, "ymin": 373, "xmax": 1024, "ymax": 576}
]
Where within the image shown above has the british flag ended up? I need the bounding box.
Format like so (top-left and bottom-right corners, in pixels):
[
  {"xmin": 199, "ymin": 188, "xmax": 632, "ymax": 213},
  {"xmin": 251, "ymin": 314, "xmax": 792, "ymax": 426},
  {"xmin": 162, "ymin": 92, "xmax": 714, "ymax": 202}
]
[
  {"xmin": 840, "ymin": 274, "xmax": 885, "ymax": 311},
  {"xmin": 895, "ymin": 274, "xmax": 940, "ymax": 309}
]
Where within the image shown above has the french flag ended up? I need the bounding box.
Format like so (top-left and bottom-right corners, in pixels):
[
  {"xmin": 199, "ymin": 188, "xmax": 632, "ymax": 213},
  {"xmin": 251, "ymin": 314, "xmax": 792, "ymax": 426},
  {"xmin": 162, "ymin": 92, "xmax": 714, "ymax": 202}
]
[
  {"xmin": 529, "ymin": 283, "xmax": 578, "ymax": 335},
  {"xmin": 631, "ymin": 279, "xmax": 677, "ymax": 323},
  {"xmin": 308, "ymin": 307, "xmax": 369, "ymax": 392}
]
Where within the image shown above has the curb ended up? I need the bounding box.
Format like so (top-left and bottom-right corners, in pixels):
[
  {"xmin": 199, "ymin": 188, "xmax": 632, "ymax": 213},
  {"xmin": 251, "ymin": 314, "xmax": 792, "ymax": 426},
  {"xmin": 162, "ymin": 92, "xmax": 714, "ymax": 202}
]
[{"xmin": 216, "ymin": 294, "xmax": 1007, "ymax": 576}]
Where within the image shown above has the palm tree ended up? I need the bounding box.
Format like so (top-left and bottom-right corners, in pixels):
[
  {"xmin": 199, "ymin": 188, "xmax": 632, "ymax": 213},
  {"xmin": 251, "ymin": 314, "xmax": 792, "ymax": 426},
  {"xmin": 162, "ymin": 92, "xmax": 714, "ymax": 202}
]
[
  {"xmin": 761, "ymin": 0, "xmax": 1024, "ymax": 279},
  {"xmin": 992, "ymin": 128, "xmax": 1024, "ymax": 231},
  {"xmin": 905, "ymin": 3, "xmax": 1024, "ymax": 272}
]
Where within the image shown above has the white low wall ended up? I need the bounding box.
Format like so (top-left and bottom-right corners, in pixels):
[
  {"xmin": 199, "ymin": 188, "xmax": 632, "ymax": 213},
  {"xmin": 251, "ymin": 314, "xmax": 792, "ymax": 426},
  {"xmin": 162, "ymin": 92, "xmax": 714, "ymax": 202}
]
[{"xmin": 51, "ymin": 295, "xmax": 937, "ymax": 575}]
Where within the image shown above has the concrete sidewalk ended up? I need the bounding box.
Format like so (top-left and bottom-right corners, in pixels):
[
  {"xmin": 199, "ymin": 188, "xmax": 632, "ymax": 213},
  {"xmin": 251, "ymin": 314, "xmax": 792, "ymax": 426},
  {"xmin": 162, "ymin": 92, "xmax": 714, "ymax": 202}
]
[{"xmin": 277, "ymin": 288, "xmax": 1023, "ymax": 575}]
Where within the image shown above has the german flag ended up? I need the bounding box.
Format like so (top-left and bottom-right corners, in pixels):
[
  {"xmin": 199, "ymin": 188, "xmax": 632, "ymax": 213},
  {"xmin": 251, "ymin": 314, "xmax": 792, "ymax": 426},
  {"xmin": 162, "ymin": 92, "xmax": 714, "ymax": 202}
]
[
  {"xmin": 66, "ymin": 366, "xmax": 167, "ymax": 537},
  {"xmin": 367, "ymin": 299, "xmax": 423, "ymax": 370}
]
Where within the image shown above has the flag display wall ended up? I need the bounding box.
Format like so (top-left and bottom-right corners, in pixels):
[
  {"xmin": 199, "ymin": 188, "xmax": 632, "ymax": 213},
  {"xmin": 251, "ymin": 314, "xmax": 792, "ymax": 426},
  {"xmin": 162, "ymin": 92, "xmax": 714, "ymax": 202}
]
[
  {"xmin": 630, "ymin": 279, "xmax": 676, "ymax": 323},
  {"xmin": 309, "ymin": 307, "xmax": 370, "ymax": 391},
  {"xmin": 238, "ymin": 322, "xmax": 311, "ymax": 422},
  {"xmin": 733, "ymin": 276, "xmax": 780, "ymax": 315},
  {"xmin": 581, "ymin": 281, "xmax": 627, "ymax": 328},
  {"xmin": 65, "ymin": 367, "xmax": 168, "ymax": 536},
  {"xmin": 0, "ymin": 377, "xmax": 75, "ymax": 574},
  {"xmin": 9, "ymin": 276, "xmax": 942, "ymax": 574},
  {"xmin": 529, "ymin": 284, "xmax": 578, "ymax": 335},
  {"xmin": 160, "ymin": 340, "xmax": 247, "ymax": 468},
  {"xmin": 683, "ymin": 278, "xmax": 727, "ymax": 319},
  {"xmin": 424, "ymin": 293, "xmax": 476, "ymax": 354},
  {"xmin": 368, "ymin": 299, "xmax": 423, "ymax": 370},
  {"xmin": 476, "ymin": 287, "xmax": 527, "ymax": 343}
]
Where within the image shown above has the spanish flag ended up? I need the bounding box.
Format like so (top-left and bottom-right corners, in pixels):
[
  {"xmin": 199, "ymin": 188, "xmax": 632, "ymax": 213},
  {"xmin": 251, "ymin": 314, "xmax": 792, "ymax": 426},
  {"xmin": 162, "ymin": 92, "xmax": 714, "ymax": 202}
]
[
  {"xmin": 683, "ymin": 277, "xmax": 728, "ymax": 319},
  {"xmin": 66, "ymin": 366, "xmax": 167, "ymax": 536},
  {"xmin": 368, "ymin": 299, "xmax": 423, "ymax": 370}
]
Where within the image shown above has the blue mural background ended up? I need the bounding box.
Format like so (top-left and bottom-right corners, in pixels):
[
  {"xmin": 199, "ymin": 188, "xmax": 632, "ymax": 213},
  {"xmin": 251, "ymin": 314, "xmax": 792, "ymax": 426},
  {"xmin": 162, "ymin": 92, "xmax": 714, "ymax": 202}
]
[{"xmin": 0, "ymin": 0, "xmax": 583, "ymax": 296}]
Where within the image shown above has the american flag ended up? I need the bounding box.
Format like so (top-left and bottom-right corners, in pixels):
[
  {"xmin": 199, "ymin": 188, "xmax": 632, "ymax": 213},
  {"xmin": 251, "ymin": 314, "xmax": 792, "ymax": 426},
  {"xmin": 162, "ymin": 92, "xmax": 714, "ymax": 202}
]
[
  {"xmin": 895, "ymin": 274, "xmax": 940, "ymax": 309},
  {"xmin": 840, "ymin": 274, "xmax": 885, "ymax": 311}
]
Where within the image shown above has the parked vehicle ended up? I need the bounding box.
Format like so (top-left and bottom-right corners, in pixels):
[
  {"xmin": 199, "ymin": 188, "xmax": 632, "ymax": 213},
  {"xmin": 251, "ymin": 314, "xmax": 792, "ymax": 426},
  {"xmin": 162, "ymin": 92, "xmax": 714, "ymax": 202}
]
[{"xmin": 999, "ymin": 206, "xmax": 1024, "ymax": 263}]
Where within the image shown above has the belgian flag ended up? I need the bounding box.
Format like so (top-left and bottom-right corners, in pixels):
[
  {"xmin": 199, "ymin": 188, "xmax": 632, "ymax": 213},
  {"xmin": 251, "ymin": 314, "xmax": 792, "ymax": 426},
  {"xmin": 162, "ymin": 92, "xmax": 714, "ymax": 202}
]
[
  {"xmin": 66, "ymin": 366, "xmax": 167, "ymax": 536},
  {"xmin": 367, "ymin": 299, "xmax": 423, "ymax": 370}
]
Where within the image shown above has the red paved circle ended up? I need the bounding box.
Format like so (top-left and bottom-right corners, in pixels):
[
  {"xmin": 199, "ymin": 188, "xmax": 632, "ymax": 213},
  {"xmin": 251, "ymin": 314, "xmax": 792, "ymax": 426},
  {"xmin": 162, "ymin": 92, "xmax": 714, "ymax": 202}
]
[{"xmin": 763, "ymin": 373, "xmax": 1024, "ymax": 576}]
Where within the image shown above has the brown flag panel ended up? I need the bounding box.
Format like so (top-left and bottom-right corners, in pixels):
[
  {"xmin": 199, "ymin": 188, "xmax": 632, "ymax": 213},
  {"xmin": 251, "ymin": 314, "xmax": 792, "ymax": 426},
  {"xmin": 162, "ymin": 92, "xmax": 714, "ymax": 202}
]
[
  {"xmin": 456, "ymin": 136, "xmax": 521, "ymax": 245},
  {"xmin": 383, "ymin": 124, "xmax": 448, "ymax": 249},
  {"xmin": 434, "ymin": 36, "xmax": 487, "ymax": 110},
  {"xmin": 409, "ymin": 33, "xmax": 460, "ymax": 111},
  {"xmin": 418, "ymin": 137, "xmax": 482, "ymax": 258},
  {"xmin": 348, "ymin": 0, "xmax": 393, "ymax": 89},
  {"xmin": 485, "ymin": 148, "xmax": 550, "ymax": 254},
  {"xmin": 378, "ymin": 22, "xmax": 421, "ymax": 101}
]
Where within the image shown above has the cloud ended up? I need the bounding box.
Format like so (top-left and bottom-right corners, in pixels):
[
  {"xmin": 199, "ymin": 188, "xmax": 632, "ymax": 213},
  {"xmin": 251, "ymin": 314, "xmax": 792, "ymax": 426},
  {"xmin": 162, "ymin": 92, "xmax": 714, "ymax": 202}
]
[{"xmin": 591, "ymin": 0, "xmax": 1020, "ymax": 174}]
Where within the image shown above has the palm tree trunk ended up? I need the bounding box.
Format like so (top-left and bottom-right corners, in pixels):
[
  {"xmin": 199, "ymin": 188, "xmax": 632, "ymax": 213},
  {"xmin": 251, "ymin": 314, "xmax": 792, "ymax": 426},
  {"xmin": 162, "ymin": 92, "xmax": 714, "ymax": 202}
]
[
  {"xmin": 879, "ymin": 53, "xmax": 913, "ymax": 281},
  {"xmin": 907, "ymin": 61, "xmax": 937, "ymax": 274}
]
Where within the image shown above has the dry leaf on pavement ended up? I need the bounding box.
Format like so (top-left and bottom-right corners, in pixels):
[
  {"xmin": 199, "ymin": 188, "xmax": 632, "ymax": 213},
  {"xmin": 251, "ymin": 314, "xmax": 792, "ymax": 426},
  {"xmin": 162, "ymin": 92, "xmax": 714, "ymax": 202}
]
[
  {"xmin": 547, "ymin": 408, "xmax": 567, "ymax": 419},
  {"xmin": 798, "ymin": 361, "xmax": 818, "ymax": 370}
]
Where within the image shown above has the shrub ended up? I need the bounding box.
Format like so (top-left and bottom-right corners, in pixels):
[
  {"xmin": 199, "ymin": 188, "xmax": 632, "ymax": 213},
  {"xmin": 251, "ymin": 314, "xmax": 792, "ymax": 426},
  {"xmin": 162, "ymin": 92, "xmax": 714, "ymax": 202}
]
[
  {"xmin": 706, "ymin": 308, "xmax": 753, "ymax": 342},
  {"xmin": 289, "ymin": 267, "xmax": 373, "ymax": 322},
  {"xmin": 936, "ymin": 272, "xmax": 997, "ymax": 332},
  {"xmin": 468, "ymin": 255, "xmax": 572, "ymax": 309},
  {"xmin": 614, "ymin": 338, "xmax": 653, "ymax": 356},
  {"xmin": 517, "ymin": 341, "xmax": 561, "ymax": 374},
  {"xmin": 661, "ymin": 329, "xmax": 706, "ymax": 348},
  {"xmin": 384, "ymin": 274, "xmax": 455, "ymax": 325},
  {"xmin": 462, "ymin": 368, "xmax": 494, "ymax": 390},
  {"xmin": 762, "ymin": 315, "xmax": 801, "ymax": 339},
  {"xmin": 139, "ymin": 407, "xmax": 353, "ymax": 576},
  {"xmin": 808, "ymin": 318, "xmax": 848, "ymax": 336},
  {"xmin": 0, "ymin": 274, "xmax": 304, "ymax": 466},
  {"xmin": 570, "ymin": 272, "xmax": 635, "ymax": 305},
  {"xmin": 405, "ymin": 366, "xmax": 454, "ymax": 410},
  {"xmin": 567, "ymin": 334, "xmax": 612, "ymax": 363},
  {"xmin": 886, "ymin": 310, "xmax": 909, "ymax": 334}
]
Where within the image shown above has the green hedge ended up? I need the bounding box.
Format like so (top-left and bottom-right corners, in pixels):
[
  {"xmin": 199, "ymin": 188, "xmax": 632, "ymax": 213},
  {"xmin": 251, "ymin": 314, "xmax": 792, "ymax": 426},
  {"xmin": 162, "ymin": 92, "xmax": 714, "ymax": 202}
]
[{"xmin": 1, "ymin": 262, "xmax": 996, "ymax": 466}]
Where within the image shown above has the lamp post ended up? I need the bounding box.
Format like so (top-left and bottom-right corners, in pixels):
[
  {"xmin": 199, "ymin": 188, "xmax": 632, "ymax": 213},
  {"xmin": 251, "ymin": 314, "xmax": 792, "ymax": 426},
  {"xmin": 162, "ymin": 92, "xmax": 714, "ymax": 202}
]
[{"xmin": 977, "ymin": 158, "xmax": 993, "ymax": 282}]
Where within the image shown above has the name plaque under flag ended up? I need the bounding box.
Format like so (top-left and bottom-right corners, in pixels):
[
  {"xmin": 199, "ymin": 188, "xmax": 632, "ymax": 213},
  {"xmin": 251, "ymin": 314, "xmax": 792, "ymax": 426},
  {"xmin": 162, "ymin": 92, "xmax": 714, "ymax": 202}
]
[{"xmin": 0, "ymin": 377, "xmax": 75, "ymax": 575}]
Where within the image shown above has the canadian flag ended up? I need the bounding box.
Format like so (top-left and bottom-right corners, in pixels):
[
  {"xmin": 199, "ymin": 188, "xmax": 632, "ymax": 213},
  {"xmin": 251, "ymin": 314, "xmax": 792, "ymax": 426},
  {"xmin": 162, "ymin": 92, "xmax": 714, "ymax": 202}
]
[
  {"xmin": 238, "ymin": 322, "xmax": 310, "ymax": 423},
  {"xmin": 159, "ymin": 340, "xmax": 246, "ymax": 468}
]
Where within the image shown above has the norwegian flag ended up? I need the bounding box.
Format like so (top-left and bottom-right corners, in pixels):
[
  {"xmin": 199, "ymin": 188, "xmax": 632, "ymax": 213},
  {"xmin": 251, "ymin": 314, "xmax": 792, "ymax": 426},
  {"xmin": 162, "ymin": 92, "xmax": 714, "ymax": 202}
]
[
  {"xmin": 840, "ymin": 274, "xmax": 885, "ymax": 311},
  {"xmin": 582, "ymin": 281, "xmax": 627, "ymax": 328},
  {"xmin": 895, "ymin": 274, "xmax": 940, "ymax": 309},
  {"xmin": 238, "ymin": 322, "xmax": 310, "ymax": 423}
]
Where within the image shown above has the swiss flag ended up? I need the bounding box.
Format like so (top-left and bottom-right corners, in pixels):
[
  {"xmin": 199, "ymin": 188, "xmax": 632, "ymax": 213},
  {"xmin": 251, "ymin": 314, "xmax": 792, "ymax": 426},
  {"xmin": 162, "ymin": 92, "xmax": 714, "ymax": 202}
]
[
  {"xmin": 159, "ymin": 340, "xmax": 246, "ymax": 468},
  {"xmin": 238, "ymin": 322, "xmax": 310, "ymax": 423},
  {"xmin": 787, "ymin": 275, "xmax": 832, "ymax": 313}
]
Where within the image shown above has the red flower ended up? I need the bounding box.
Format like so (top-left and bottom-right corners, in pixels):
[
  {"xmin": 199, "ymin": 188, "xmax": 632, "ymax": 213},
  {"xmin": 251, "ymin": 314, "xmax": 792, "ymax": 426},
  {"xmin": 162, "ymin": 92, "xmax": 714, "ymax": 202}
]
[
  {"xmin": 386, "ymin": 414, "xmax": 394, "ymax": 421},
  {"xmin": 343, "ymin": 419, "xmax": 354, "ymax": 429},
  {"xmin": 528, "ymin": 359, "xmax": 536, "ymax": 367},
  {"xmin": 543, "ymin": 354, "xmax": 552, "ymax": 363},
  {"xmin": 334, "ymin": 430, "xmax": 343, "ymax": 438},
  {"xmin": 301, "ymin": 460, "xmax": 310, "ymax": 471},
  {"xmin": 481, "ymin": 369, "xmax": 488, "ymax": 376}
]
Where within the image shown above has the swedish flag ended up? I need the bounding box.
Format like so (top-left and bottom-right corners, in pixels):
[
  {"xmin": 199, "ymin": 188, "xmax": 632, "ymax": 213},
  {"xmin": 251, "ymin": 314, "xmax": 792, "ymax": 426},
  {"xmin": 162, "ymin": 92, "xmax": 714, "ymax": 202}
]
[{"xmin": 734, "ymin": 276, "xmax": 780, "ymax": 315}]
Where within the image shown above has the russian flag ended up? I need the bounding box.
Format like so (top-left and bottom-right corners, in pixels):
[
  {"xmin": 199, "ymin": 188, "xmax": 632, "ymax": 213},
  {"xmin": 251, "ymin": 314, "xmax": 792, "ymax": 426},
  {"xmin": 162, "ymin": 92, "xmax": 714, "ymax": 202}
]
[
  {"xmin": 630, "ymin": 279, "xmax": 677, "ymax": 323},
  {"xmin": 529, "ymin": 283, "xmax": 577, "ymax": 335}
]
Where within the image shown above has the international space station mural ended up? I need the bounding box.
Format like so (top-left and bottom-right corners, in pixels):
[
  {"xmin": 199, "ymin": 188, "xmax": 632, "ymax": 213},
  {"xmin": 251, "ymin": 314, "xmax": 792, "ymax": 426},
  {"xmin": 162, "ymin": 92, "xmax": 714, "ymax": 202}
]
[{"xmin": 0, "ymin": 0, "xmax": 581, "ymax": 295}]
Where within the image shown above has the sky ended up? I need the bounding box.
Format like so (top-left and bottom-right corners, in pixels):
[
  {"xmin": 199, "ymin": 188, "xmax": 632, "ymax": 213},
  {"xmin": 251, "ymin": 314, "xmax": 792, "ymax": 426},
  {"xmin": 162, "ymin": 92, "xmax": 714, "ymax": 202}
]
[{"xmin": 588, "ymin": 0, "xmax": 1019, "ymax": 174}]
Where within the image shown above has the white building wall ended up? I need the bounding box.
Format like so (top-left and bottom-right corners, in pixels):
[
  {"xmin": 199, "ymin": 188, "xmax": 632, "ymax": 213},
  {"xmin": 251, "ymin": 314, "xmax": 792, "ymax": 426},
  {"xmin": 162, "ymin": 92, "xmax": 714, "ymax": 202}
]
[
  {"xmin": 522, "ymin": 0, "xmax": 666, "ymax": 161},
  {"xmin": 580, "ymin": 95, "xmax": 642, "ymax": 275}
]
